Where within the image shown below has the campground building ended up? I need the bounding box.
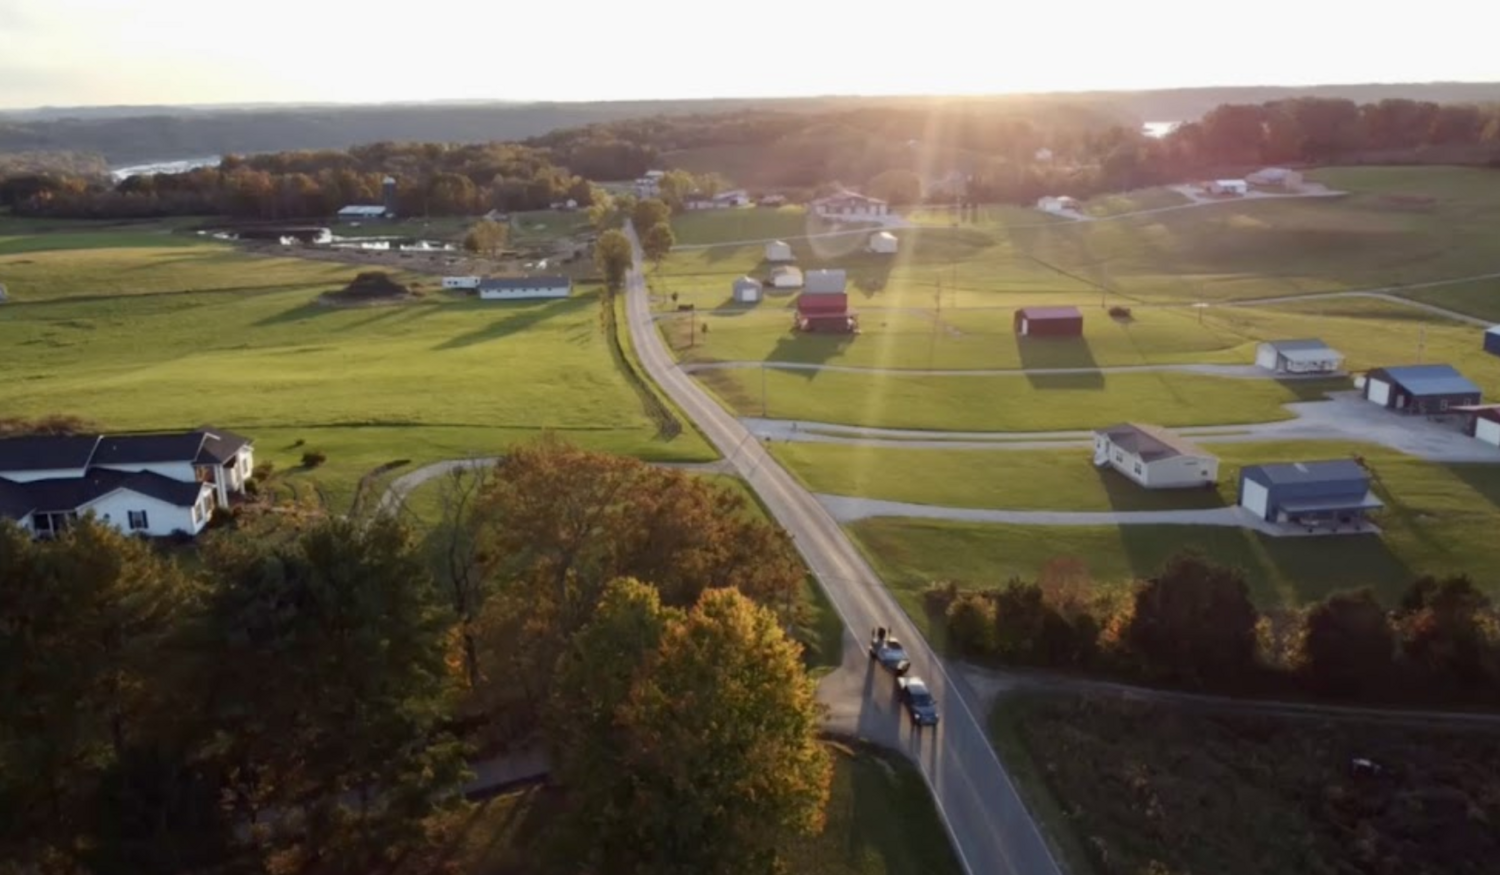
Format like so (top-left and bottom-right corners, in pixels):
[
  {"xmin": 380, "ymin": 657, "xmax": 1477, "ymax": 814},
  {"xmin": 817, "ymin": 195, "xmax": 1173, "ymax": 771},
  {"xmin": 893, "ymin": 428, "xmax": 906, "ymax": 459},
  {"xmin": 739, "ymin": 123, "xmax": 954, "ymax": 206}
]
[
  {"xmin": 810, "ymin": 190, "xmax": 889, "ymax": 218},
  {"xmin": 1206, "ymin": 179, "xmax": 1249, "ymax": 196},
  {"xmin": 1237, "ymin": 460, "xmax": 1383, "ymax": 532},
  {"xmin": 795, "ymin": 269, "xmax": 855, "ymax": 333},
  {"xmin": 1465, "ymin": 406, "xmax": 1500, "ymax": 447},
  {"xmin": 1247, "ymin": 167, "xmax": 1304, "ymax": 190},
  {"xmin": 1093, "ymin": 423, "xmax": 1219, "ymax": 489},
  {"xmin": 770, "ymin": 265, "xmax": 804, "ymax": 289},
  {"xmin": 1363, "ymin": 364, "xmax": 1481, "ymax": 414},
  {"xmin": 1255, "ymin": 339, "xmax": 1343, "ymax": 374},
  {"xmin": 732, "ymin": 276, "xmax": 762, "ymax": 304},
  {"xmin": 765, "ymin": 240, "xmax": 795, "ymax": 262},
  {"xmin": 1484, "ymin": 325, "xmax": 1500, "ymax": 357},
  {"xmin": 868, "ymin": 231, "xmax": 899, "ymax": 254},
  {"xmin": 442, "ymin": 276, "xmax": 480, "ymax": 290},
  {"xmin": 477, "ymin": 276, "xmax": 572, "ymax": 301},
  {"xmin": 1014, "ymin": 306, "xmax": 1083, "ymax": 337}
]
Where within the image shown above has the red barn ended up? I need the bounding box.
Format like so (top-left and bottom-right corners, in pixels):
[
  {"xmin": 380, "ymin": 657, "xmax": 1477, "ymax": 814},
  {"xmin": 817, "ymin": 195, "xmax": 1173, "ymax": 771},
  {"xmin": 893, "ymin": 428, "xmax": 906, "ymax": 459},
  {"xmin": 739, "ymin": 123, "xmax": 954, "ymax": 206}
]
[{"xmin": 1014, "ymin": 306, "xmax": 1083, "ymax": 337}]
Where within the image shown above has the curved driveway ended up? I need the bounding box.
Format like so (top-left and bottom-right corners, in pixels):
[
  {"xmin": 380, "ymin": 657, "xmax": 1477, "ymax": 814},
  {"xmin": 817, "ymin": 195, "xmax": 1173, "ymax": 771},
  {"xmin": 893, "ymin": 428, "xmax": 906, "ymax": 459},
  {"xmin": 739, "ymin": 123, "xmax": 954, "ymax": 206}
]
[{"xmin": 622, "ymin": 223, "xmax": 1061, "ymax": 875}]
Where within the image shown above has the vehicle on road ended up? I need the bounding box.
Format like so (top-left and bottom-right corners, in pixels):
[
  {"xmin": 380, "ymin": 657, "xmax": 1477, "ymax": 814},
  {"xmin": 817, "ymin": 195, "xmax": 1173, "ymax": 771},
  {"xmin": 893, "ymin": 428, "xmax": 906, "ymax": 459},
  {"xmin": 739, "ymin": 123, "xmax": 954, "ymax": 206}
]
[
  {"xmin": 898, "ymin": 676, "xmax": 940, "ymax": 728},
  {"xmin": 869, "ymin": 626, "xmax": 911, "ymax": 675}
]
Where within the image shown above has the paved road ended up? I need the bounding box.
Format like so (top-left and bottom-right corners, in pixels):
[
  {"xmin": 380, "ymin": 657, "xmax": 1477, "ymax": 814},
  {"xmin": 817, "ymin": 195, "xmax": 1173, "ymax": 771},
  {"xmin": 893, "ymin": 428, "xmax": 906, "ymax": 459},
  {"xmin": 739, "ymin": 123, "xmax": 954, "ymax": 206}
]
[{"xmin": 622, "ymin": 222, "xmax": 1061, "ymax": 875}]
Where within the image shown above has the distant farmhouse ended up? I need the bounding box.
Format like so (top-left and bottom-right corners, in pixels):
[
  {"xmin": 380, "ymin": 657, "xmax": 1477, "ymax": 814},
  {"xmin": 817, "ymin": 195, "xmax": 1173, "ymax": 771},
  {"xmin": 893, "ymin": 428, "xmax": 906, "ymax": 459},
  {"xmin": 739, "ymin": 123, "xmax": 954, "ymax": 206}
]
[
  {"xmin": 810, "ymin": 189, "xmax": 888, "ymax": 218},
  {"xmin": 1238, "ymin": 460, "xmax": 1383, "ymax": 533},
  {"xmin": 1093, "ymin": 423, "xmax": 1219, "ymax": 489},
  {"xmin": 1206, "ymin": 179, "xmax": 1248, "ymax": 196},
  {"xmin": 633, "ymin": 170, "xmax": 665, "ymax": 199},
  {"xmin": 1362, "ymin": 364, "xmax": 1481, "ymax": 414},
  {"xmin": 337, "ymin": 176, "xmax": 398, "ymax": 221},
  {"xmin": 1036, "ymin": 195, "xmax": 1080, "ymax": 214},
  {"xmin": 1255, "ymin": 339, "xmax": 1343, "ymax": 374},
  {"xmin": 1246, "ymin": 167, "xmax": 1304, "ymax": 190},
  {"xmin": 685, "ymin": 190, "xmax": 750, "ymax": 210},
  {"xmin": 477, "ymin": 276, "xmax": 572, "ymax": 301},
  {"xmin": 0, "ymin": 428, "xmax": 254, "ymax": 539}
]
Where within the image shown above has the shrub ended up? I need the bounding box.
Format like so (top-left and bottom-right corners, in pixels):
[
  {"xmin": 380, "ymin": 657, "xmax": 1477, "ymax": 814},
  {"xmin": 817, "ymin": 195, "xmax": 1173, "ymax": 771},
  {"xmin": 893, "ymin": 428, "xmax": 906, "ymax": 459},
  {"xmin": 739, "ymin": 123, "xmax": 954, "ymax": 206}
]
[
  {"xmin": 301, "ymin": 451, "xmax": 327, "ymax": 469},
  {"xmin": 922, "ymin": 580, "xmax": 959, "ymax": 615},
  {"xmin": 946, "ymin": 593, "xmax": 997, "ymax": 656},
  {"xmin": 252, "ymin": 461, "xmax": 275, "ymax": 480},
  {"xmin": 243, "ymin": 479, "xmax": 259, "ymax": 496},
  {"xmin": 1108, "ymin": 305, "xmax": 1132, "ymax": 319}
]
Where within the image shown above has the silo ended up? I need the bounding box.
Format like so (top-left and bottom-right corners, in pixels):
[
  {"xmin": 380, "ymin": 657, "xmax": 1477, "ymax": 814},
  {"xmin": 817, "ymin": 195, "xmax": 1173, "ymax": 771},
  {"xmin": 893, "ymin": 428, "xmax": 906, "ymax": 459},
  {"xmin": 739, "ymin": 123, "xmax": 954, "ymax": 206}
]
[{"xmin": 382, "ymin": 176, "xmax": 398, "ymax": 215}]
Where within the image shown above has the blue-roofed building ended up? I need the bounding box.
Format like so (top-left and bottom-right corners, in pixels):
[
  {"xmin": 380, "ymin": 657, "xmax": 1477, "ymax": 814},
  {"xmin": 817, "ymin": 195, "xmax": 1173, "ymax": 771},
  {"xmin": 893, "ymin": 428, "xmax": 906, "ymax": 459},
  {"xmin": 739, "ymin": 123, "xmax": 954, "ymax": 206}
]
[
  {"xmin": 1238, "ymin": 460, "xmax": 1383, "ymax": 530},
  {"xmin": 1484, "ymin": 326, "xmax": 1500, "ymax": 357},
  {"xmin": 1363, "ymin": 364, "xmax": 1480, "ymax": 414}
]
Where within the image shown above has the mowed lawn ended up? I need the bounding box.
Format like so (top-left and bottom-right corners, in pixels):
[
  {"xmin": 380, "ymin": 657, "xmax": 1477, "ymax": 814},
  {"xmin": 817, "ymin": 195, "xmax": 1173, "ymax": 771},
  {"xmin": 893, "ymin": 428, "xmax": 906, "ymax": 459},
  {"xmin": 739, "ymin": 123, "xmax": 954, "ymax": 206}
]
[
  {"xmin": 844, "ymin": 445, "xmax": 1500, "ymax": 617},
  {"xmin": 698, "ymin": 367, "xmax": 1341, "ymax": 432},
  {"xmin": 401, "ymin": 744, "xmax": 962, "ymax": 875},
  {"xmin": 669, "ymin": 206, "xmax": 875, "ymax": 247},
  {"xmin": 1080, "ymin": 187, "xmax": 1192, "ymax": 216},
  {"xmin": 0, "ymin": 237, "xmax": 713, "ymax": 510}
]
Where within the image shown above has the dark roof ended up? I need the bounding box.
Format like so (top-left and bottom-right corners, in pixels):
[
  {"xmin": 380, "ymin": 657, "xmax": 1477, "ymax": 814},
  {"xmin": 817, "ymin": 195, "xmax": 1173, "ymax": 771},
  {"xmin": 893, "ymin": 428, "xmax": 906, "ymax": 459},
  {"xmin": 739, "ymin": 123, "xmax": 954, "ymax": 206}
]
[
  {"xmin": 118, "ymin": 470, "xmax": 208, "ymax": 507},
  {"xmin": 1017, "ymin": 306, "xmax": 1083, "ymax": 320},
  {"xmin": 1243, "ymin": 460, "xmax": 1370, "ymax": 487},
  {"xmin": 0, "ymin": 478, "xmax": 36, "ymax": 520},
  {"xmin": 20, "ymin": 468, "xmax": 206, "ymax": 513},
  {"xmin": 1098, "ymin": 423, "xmax": 1213, "ymax": 462},
  {"xmin": 477, "ymin": 276, "xmax": 571, "ymax": 291},
  {"xmin": 1265, "ymin": 338, "xmax": 1334, "ymax": 353},
  {"xmin": 1372, "ymin": 364, "xmax": 1481, "ymax": 397},
  {"xmin": 194, "ymin": 427, "xmax": 252, "ymax": 464},
  {"xmin": 0, "ymin": 435, "xmax": 101, "ymax": 473},
  {"xmin": 93, "ymin": 432, "xmax": 206, "ymax": 466}
]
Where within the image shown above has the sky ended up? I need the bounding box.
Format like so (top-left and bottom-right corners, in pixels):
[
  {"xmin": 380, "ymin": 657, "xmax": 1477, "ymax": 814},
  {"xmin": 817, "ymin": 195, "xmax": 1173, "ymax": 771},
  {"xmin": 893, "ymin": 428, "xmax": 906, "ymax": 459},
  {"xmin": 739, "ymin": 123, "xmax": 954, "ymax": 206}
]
[{"xmin": 1, "ymin": 0, "xmax": 1498, "ymax": 110}]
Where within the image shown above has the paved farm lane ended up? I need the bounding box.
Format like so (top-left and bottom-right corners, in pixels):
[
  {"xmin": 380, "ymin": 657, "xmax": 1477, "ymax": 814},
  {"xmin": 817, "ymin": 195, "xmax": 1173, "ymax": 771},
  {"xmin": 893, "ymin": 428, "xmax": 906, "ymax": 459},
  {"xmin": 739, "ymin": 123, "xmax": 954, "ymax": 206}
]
[{"xmin": 621, "ymin": 223, "xmax": 1062, "ymax": 875}]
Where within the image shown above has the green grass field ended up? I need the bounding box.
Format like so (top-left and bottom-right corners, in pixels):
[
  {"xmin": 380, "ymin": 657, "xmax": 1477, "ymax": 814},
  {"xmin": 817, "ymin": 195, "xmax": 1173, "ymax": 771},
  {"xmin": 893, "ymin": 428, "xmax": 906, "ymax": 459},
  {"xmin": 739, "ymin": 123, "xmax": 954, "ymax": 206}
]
[
  {"xmin": 698, "ymin": 368, "xmax": 1340, "ymax": 432},
  {"xmin": 844, "ymin": 444, "xmax": 1500, "ymax": 615},
  {"xmin": 508, "ymin": 209, "xmax": 593, "ymax": 243},
  {"xmin": 403, "ymin": 743, "xmax": 962, "ymax": 875},
  {"xmin": 0, "ymin": 226, "xmax": 712, "ymax": 510},
  {"xmin": 1398, "ymin": 277, "xmax": 1500, "ymax": 322},
  {"xmin": 1081, "ymin": 187, "xmax": 1191, "ymax": 216},
  {"xmin": 991, "ymin": 694, "xmax": 1500, "ymax": 875}
]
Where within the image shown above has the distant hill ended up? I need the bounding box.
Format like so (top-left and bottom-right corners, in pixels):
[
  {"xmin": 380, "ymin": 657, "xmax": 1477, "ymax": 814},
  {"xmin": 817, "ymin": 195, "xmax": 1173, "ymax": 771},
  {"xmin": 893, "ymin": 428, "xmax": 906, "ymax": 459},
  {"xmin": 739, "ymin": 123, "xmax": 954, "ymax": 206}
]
[{"xmin": 0, "ymin": 83, "xmax": 1495, "ymax": 167}]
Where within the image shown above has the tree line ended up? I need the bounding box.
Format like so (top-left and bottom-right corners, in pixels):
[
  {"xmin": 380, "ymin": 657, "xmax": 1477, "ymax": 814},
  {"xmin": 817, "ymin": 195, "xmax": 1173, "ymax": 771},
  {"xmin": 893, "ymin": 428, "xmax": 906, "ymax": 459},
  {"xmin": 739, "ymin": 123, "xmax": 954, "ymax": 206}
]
[
  {"xmin": 0, "ymin": 437, "xmax": 831, "ymax": 875},
  {"xmin": 931, "ymin": 553, "xmax": 1500, "ymax": 708}
]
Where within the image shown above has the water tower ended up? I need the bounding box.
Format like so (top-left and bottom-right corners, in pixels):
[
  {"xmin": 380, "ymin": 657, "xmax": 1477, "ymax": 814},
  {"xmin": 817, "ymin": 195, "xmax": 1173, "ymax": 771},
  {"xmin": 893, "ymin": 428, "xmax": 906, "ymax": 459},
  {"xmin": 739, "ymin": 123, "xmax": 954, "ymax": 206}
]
[{"xmin": 382, "ymin": 176, "xmax": 398, "ymax": 216}]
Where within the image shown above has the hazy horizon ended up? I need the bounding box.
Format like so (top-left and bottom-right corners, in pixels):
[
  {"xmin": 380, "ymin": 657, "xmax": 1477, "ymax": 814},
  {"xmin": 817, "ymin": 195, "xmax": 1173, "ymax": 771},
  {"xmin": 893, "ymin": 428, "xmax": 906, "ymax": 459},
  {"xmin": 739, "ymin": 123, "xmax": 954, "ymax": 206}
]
[{"xmin": 3, "ymin": 0, "xmax": 1498, "ymax": 112}]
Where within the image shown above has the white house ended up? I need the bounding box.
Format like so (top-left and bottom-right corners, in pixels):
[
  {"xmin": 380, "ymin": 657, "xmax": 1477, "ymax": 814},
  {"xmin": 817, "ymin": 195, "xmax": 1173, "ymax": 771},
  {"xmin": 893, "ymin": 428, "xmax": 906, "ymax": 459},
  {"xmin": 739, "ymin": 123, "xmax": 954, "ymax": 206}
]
[
  {"xmin": 477, "ymin": 276, "xmax": 572, "ymax": 301},
  {"xmin": 868, "ymin": 231, "xmax": 898, "ymax": 254},
  {"xmin": 0, "ymin": 427, "xmax": 254, "ymax": 538},
  {"xmin": 1093, "ymin": 423, "xmax": 1219, "ymax": 489},
  {"xmin": 1207, "ymin": 179, "xmax": 1249, "ymax": 196},
  {"xmin": 770, "ymin": 266, "xmax": 804, "ymax": 289},
  {"xmin": 337, "ymin": 204, "xmax": 390, "ymax": 221},
  {"xmin": 442, "ymin": 276, "xmax": 481, "ymax": 290},
  {"xmin": 1247, "ymin": 167, "xmax": 1304, "ymax": 190},
  {"xmin": 1255, "ymin": 339, "xmax": 1343, "ymax": 374},
  {"xmin": 715, "ymin": 189, "xmax": 750, "ymax": 207},
  {"xmin": 633, "ymin": 170, "xmax": 665, "ymax": 199},
  {"xmin": 732, "ymin": 276, "xmax": 762, "ymax": 304},
  {"xmin": 1036, "ymin": 195, "xmax": 1081, "ymax": 214},
  {"xmin": 764, "ymin": 240, "xmax": 794, "ymax": 262},
  {"xmin": 810, "ymin": 190, "xmax": 888, "ymax": 217}
]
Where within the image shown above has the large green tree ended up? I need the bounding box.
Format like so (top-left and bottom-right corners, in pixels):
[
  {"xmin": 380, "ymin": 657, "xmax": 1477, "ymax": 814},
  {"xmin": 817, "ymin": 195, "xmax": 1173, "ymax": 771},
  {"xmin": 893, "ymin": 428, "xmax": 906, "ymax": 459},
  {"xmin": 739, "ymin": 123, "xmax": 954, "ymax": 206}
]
[
  {"xmin": 631, "ymin": 197, "xmax": 670, "ymax": 233},
  {"xmin": 1125, "ymin": 552, "xmax": 1260, "ymax": 686},
  {"xmin": 559, "ymin": 587, "xmax": 831, "ymax": 875},
  {"xmin": 1297, "ymin": 589, "xmax": 1395, "ymax": 699},
  {"xmin": 594, "ymin": 228, "xmax": 633, "ymax": 292},
  {"xmin": 0, "ymin": 520, "xmax": 200, "ymax": 870},
  {"xmin": 642, "ymin": 221, "xmax": 675, "ymax": 269},
  {"xmin": 463, "ymin": 218, "xmax": 508, "ymax": 258},
  {"xmin": 199, "ymin": 515, "xmax": 465, "ymax": 869}
]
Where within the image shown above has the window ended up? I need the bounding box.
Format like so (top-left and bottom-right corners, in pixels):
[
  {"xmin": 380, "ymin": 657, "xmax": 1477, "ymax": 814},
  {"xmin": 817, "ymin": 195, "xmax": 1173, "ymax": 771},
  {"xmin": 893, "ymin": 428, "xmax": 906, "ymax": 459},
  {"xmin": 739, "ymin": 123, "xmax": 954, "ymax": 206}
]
[
  {"xmin": 1439, "ymin": 399, "xmax": 1449, "ymax": 411},
  {"xmin": 1133, "ymin": 463, "xmax": 1143, "ymax": 475},
  {"xmin": 127, "ymin": 510, "xmax": 149, "ymax": 531}
]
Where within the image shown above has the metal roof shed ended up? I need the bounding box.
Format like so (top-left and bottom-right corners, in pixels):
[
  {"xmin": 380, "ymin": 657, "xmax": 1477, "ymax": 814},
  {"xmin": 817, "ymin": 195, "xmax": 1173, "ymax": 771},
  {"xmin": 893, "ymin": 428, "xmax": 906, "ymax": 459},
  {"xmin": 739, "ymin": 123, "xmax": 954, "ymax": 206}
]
[
  {"xmin": 1014, "ymin": 306, "xmax": 1083, "ymax": 337},
  {"xmin": 1238, "ymin": 460, "xmax": 1383, "ymax": 525},
  {"xmin": 1364, "ymin": 364, "xmax": 1481, "ymax": 413},
  {"xmin": 1255, "ymin": 339, "xmax": 1343, "ymax": 373},
  {"xmin": 1485, "ymin": 326, "xmax": 1500, "ymax": 357}
]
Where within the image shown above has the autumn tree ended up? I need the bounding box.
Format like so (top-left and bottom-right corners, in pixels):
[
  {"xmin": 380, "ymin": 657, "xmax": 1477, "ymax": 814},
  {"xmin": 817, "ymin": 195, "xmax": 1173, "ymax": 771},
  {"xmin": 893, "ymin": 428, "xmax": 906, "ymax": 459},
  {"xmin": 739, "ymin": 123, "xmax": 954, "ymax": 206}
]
[
  {"xmin": 631, "ymin": 197, "xmax": 670, "ymax": 233},
  {"xmin": 1296, "ymin": 589, "xmax": 1395, "ymax": 699},
  {"xmin": 1125, "ymin": 552, "xmax": 1260, "ymax": 686},
  {"xmin": 946, "ymin": 592, "xmax": 996, "ymax": 656},
  {"xmin": 594, "ymin": 228, "xmax": 633, "ymax": 292},
  {"xmin": 463, "ymin": 217, "xmax": 508, "ymax": 258},
  {"xmin": 569, "ymin": 588, "xmax": 831, "ymax": 875},
  {"xmin": 642, "ymin": 220, "xmax": 675, "ymax": 269},
  {"xmin": 1395, "ymin": 575, "xmax": 1498, "ymax": 700},
  {"xmin": 655, "ymin": 169, "xmax": 698, "ymax": 212},
  {"xmin": 198, "ymin": 515, "xmax": 465, "ymax": 869},
  {"xmin": 0, "ymin": 519, "xmax": 201, "ymax": 870}
]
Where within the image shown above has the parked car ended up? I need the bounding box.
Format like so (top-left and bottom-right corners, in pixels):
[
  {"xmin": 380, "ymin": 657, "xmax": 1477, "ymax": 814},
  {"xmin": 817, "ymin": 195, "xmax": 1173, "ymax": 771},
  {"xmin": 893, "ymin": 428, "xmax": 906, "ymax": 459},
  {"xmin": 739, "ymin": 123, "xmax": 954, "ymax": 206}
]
[
  {"xmin": 868, "ymin": 627, "xmax": 911, "ymax": 675},
  {"xmin": 898, "ymin": 676, "xmax": 939, "ymax": 728}
]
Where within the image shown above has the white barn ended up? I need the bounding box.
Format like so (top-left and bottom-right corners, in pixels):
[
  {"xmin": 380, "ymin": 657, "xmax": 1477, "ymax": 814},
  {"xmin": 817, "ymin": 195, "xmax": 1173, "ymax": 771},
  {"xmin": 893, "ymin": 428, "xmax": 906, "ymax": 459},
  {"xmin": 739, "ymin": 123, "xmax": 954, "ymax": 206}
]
[
  {"xmin": 764, "ymin": 240, "xmax": 794, "ymax": 262},
  {"xmin": 1093, "ymin": 423, "xmax": 1219, "ymax": 489},
  {"xmin": 868, "ymin": 231, "xmax": 898, "ymax": 254},
  {"xmin": 770, "ymin": 266, "xmax": 804, "ymax": 289},
  {"xmin": 1255, "ymin": 339, "xmax": 1343, "ymax": 374},
  {"xmin": 732, "ymin": 276, "xmax": 763, "ymax": 304},
  {"xmin": 478, "ymin": 276, "xmax": 572, "ymax": 301},
  {"xmin": 442, "ymin": 276, "xmax": 481, "ymax": 290}
]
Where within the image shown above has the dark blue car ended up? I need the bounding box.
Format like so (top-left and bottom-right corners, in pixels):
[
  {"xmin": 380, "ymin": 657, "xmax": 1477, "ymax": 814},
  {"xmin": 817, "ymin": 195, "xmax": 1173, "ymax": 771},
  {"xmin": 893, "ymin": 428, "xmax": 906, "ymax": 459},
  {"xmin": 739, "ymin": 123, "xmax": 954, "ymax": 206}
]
[{"xmin": 898, "ymin": 676, "xmax": 939, "ymax": 728}]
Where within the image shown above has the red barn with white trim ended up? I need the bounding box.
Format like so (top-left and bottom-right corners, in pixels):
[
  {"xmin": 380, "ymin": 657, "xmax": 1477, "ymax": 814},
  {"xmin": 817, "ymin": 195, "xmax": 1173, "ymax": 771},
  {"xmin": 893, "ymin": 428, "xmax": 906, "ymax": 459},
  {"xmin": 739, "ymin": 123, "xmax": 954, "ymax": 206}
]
[{"xmin": 1014, "ymin": 306, "xmax": 1083, "ymax": 337}]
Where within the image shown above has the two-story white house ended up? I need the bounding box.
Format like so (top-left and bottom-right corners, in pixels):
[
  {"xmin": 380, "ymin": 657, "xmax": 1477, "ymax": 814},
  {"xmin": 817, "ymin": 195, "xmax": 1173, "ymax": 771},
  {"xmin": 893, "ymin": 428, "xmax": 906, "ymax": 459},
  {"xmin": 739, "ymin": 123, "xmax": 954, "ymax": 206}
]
[{"xmin": 0, "ymin": 427, "xmax": 254, "ymax": 538}]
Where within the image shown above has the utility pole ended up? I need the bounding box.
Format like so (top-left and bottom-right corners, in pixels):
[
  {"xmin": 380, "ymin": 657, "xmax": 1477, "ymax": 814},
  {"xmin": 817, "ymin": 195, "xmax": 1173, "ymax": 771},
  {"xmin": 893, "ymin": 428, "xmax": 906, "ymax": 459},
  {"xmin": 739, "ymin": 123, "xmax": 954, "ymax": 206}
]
[
  {"xmin": 689, "ymin": 307, "xmax": 696, "ymax": 349},
  {"xmin": 761, "ymin": 362, "xmax": 768, "ymax": 417},
  {"xmin": 1417, "ymin": 325, "xmax": 1426, "ymax": 363}
]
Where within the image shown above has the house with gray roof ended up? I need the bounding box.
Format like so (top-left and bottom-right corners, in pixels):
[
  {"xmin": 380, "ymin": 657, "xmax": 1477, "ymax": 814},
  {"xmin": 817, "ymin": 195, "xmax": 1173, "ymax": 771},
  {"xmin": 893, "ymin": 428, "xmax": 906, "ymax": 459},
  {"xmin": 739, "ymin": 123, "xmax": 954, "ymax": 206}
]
[
  {"xmin": 1238, "ymin": 460, "xmax": 1382, "ymax": 531},
  {"xmin": 1255, "ymin": 339, "xmax": 1343, "ymax": 374},
  {"xmin": 477, "ymin": 276, "xmax": 572, "ymax": 301},
  {"xmin": 804, "ymin": 269, "xmax": 847, "ymax": 295},
  {"xmin": 1092, "ymin": 423, "xmax": 1218, "ymax": 489},
  {"xmin": 1363, "ymin": 364, "xmax": 1480, "ymax": 414}
]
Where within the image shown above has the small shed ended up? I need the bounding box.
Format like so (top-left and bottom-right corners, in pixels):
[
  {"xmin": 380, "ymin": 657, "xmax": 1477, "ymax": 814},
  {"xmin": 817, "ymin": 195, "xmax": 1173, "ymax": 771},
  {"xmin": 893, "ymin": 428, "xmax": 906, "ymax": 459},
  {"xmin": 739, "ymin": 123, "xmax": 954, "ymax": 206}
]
[
  {"xmin": 1455, "ymin": 405, "xmax": 1500, "ymax": 446},
  {"xmin": 1364, "ymin": 364, "xmax": 1481, "ymax": 414},
  {"xmin": 732, "ymin": 276, "xmax": 762, "ymax": 304},
  {"xmin": 1014, "ymin": 306, "xmax": 1083, "ymax": 337},
  {"xmin": 1238, "ymin": 460, "xmax": 1383, "ymax": 529},
  {"xmin": 765, "ymin": 240, "xmax": 794, "ymax": 262},
  {"xmin": 442, "ymin": 276, "xmax": 480, "ymax": 290},
  {"xmin": 1255, "ymin": 339, "xmax": 1343, "ymax": 374},
  {"xmin": 868, "ymin": 231, "xmax": 899, "ymax": 254},
  {"xmin": 1484, "ymin": 326, "xmax": 1500, "ymax": 357},
  {"xmin": 770, "ymin": 266, "xmax": 804, "ymax": 289}
]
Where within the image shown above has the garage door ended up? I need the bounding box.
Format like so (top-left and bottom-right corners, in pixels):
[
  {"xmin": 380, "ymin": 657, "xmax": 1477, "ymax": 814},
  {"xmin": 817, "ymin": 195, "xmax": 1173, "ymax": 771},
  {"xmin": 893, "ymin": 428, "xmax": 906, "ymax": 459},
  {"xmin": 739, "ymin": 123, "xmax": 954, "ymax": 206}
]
[
  {"xmin": 1478, "ymin": 419, "xmax": 1500, "ymax": 447},
  {"xmin": 1240, "ymin": 478, "xmax": 1270, "ymax": 519},
  {"xmin": 1367, "ymin": 378, "xmax": 1392, "ymax": 407}
]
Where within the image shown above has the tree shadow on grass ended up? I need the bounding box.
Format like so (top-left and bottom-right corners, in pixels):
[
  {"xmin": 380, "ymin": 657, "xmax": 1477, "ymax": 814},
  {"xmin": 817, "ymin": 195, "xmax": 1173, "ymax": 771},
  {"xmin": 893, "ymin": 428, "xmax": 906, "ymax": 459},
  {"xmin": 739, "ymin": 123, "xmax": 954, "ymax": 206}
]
[
  {"xmin": 712, "ymin": 296, "xmax": 753, "ymax": 317},
  {"xmin": 252, "ymin": 300, "xmax": 334, "ymax": 326},
  {"xmin": 1093, "ymin": 466, "xmax": 1228, "ymax": 512},
  {"xmin": 1256, "ymin": 532, "xmax": 1411, "ymax": 605},
  {"xmin": 1018, "ymin": 337, "xmax": 1104, "ymax": 389},
  {"xmin": 1440, "ymin": 462, "xmax": 1500, "ymax": 512},
  {"xmin": 431, "ymin": 296, "xmax": 592, "ymax": 351},
  {"xmin": 1274, "ymin": 376, "xmax": 1351, "ymax": 402},
  {"xmin": 769, "ymin": 329, "xmax": 855, "ymax": 377}
]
